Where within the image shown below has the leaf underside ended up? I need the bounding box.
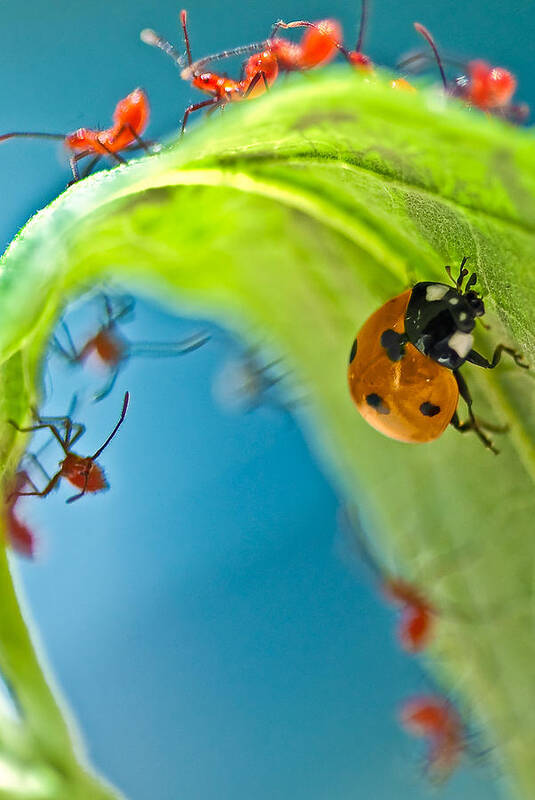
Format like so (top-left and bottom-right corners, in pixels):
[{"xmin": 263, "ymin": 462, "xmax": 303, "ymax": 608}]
[{"xmin": 1, "ymin": 68, "xmax": 535, "ymax": 798}]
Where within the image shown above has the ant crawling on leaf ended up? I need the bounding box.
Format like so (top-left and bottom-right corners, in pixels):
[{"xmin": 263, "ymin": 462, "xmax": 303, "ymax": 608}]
[
  {"xmin": 53, "ymin": 293, "xmax": 210, "ymax": 402},
  {"xmin": 142, "ymin": 10, "xmax": 279, "ymax": 134},
  {"xmin": 0, "ymin": 89, "xmax": 151, "ymax": 181},
  {"xmin": 213, "ymin": 344, "xmax": 303, "ymax": 415},
  {"xmin": 4, "ymin": 470, "xmax": 38, "ymax": 557},
  {"xmin": 400, "ymin": 694, "xmax": 465, "ymax": 783},
  {"xmin": 8, "ymin": 391, "xmax": 129, "ymax": 504},
  {"xmin": 400, "ymin": 24, "xmax": 528, "ymax": 121}
]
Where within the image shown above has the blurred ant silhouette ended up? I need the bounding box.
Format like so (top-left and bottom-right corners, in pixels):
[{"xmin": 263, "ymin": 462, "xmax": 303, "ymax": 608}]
[
  {"xmin": 4, "ymin": 470, "xmax": 37, "ymax": 557},
  {"xmin": 53, "ymin": 294, "xmax": 210, "ymax": 401},
  {"xmin": 399, "ymin": 24, "xmax": 528, "ymax": 121},
  {"xmin": 8, "ymin": 392, "xmax": 129, "ymax": 504},
  {"xmin": 142, "ymin": 11, "xmax": 279, "ymax": 134},
  {"xmin": 212, "ymin": 344, "xmax": 303, "ymax": 415}
]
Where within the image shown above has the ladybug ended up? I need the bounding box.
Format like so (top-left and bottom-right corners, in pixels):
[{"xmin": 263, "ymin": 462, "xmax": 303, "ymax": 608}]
[{"xmin": 348, "ymin": 258, "xmax": 528, "ymax": 452}]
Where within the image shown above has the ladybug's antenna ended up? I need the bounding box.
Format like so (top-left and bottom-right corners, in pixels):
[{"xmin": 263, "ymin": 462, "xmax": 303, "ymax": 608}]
[
  {"xmin": 445, "ymin": 257, "xmax": 470, "ymax": 289},
  {"xmin": 413, "ymin": 23, "xmax": 447, "ymax": 90},
  {"xmin": 465, "ymin": 273, "xmax": 478, "ymax": 292},
  {"xmin": 140, "ymin": 28, "xmax": 186, "ymax": 68},
  {"xmin": 91, "ymin": 391, "xmax": 130, "ymax": 460},
  {"xmin": 355, "ymin": 0, "xmax": 368, "ymax": 53}
]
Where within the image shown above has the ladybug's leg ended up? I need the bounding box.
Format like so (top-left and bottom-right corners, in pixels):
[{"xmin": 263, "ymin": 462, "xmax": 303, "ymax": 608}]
[
  {"xmin": 451, "ymin": 371, "xmax": 499, "ymax": 454},
  {"xmin": 466, "ymin": 345, "xmax": 529, "ymax": 370}
]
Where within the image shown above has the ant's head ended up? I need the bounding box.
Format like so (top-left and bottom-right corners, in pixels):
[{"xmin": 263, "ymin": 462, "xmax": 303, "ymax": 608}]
[
  {"xmin": 191, "ymin": 72, "xmax": 220, "ymax": 92},
  {"xmin": 347, "ymin": 50, "xmax": 373, "ymax": 71},
  {"xmin": 467, "ymin": 60, "xmax": 516, "ymax": 109}
]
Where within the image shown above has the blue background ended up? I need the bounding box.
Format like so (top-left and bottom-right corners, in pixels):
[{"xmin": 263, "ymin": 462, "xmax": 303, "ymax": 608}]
[{"xmin": 2, "ymin": 0, "xmax": 532, "ymax": 797}]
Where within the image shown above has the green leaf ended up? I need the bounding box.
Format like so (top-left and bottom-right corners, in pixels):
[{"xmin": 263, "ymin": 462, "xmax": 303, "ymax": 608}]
[{"xmin": 1, "ymin": 67, "xmax": 535, "ymax": 798}]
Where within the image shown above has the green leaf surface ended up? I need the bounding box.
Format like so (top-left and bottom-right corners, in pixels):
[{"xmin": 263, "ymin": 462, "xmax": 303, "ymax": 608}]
[{"xmin": 1, "ymin": 68, "xmax": 535, "ymax": 798}]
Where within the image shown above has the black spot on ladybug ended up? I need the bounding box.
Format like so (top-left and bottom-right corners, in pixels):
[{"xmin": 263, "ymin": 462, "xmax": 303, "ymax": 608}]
[
  {"xmin": 349, "ymin": 338, "xmax": 358, "ymax": 364},
  {"xmin": 420, "ymin": 401, "xmax": 440, "ymax": 417},
  {"xmin": 366, "ymin": 393, "xmax": 390, "ymax": 415},
  {"xmin": 380, "ymin": 329, "xmax": 407, "ymax": 362}
]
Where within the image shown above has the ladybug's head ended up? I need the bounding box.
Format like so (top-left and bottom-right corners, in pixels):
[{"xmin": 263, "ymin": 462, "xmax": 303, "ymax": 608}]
[{"xmin": 464, "ymin": 289, "xmax": 485, "ymax": 318}]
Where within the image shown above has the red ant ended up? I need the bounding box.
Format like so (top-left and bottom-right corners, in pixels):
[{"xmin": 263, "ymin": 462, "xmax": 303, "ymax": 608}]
[
  {"xmin": 8, "ymin": 392, "xmax": 129, "ymax": 504},
  {"xmin": 400, "ymin": 694, "xmax": 464, "ymax": 782},
  {"xmin": 381, "ymin": 578, "xmax": 435, "ymax": 653},
  {"xmin": 0, "ymin": 89, "xmax": 150, "ymax": 181},
  {"xmin": 258, "ymin": 17, "xmax": 343, "ymax": 73},
  {"xmin": 141, "ymin": 11, "xmax": 279, "ymax": 134},
  {"xmin": 53, "ymin": 294, "xmax": 210, "ymax": 401},
  {"xmin": 404, "ymin": 24, "xmax": 528, "ymax": 120},
  {"xmin": 169, "ymin": 15, "xmax": 343, "ymax": 78},
  {"xmin": 269, "ymin": 5, "xmax": 413, "ymax": 91},
  {"xmin": 340, "ymin": 508, "xmax": 436, "ymax": 652},
  {"xmin": 4, "ymin": 470, "xmax": 37, "ymax": 557}
]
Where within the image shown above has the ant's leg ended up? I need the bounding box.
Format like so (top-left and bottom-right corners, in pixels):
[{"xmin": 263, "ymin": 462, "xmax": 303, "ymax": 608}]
[
  {"xmin": 13, "ymin": 470, "xmax": 62, "ymax": 498},
  {"xmin": 466, "ymin": 345, "xmax": 529, "ymax": 370},
  {"xmin": 8, "ymin": 420, "xmax": 70, "ymax": 455},
  {"xmin": 80, "ymin": 155, "xmax": 102, "ymax": 178},
  {"xmin": 93, "ymin": 366, "xmax": 121, "ymax": 403},
  {"xmin": 244, "ymin": 71, "xmax": 269, "ymax": 98},
  {"xmin": 124, "ymin": 124, "xmax": 151, "ymax": 152},
  {"xmin": 7, "ymin": 466, "xmax": 42, "ymax": 502},
  {"xmin": 94, "ymin": 136, "xmax": 127, "ymax": 164},
  {"xmin": 68, "ymin": 151, "xmax": 91, "ymax": 183},
  {"xmin": 64, "ymin": 422, "xmax": 86, "ymax": 449},
  {"xmin": 181, "ymin": 99, "xmax": 218, "ymax": 136},
  {"xmin": 451, "ymin": 371, "xmax": 499, "ymax": 454},
  {"xmin": 129, "ymin": 332, "xmax": 210, "ymax": 357},
  {"xmin": 66, "ymin": 468, "xmax": 91, "ymax": 504},
  {"xmin": 105, "ymin": 293, "xmax": 135, "ymax": 324},
  {"xmin": 52, "ymin": 320, "xmax": 80, "ymax": 362},
  {"xmin": 24, "ymin": 453, "xmax": 52, "ymax": 484}
]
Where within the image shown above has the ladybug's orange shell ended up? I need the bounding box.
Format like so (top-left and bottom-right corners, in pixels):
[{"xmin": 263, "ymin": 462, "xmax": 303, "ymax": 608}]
[{"xmin": 348, "ymin": 290, "xmax": 459, "ymax": 443}]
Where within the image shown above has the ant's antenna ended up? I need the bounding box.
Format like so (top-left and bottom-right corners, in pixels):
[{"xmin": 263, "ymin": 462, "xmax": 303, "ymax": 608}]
[
  {"xmin": 413, "ymin": 23, "xmax": 447, "ymax": 90},
  {"xmin": 140, "ymin": 28, "xmax": 186, "ymax": 68},
  {"xmin": 91, "ymin": 391, "xmax": 130, "ymax": 460},
  {"xmin": 355, "ymin": 0, "xmax": 368, "ymax": 53},
  {"xmin": 179, "ymin": 10, "xmax": 193, "ymax": 67},
  {"xmin": 181, "ymin": 41, "xmax": 270, "ymax": 80},
  {"xmin": 0, "ymin": 132, "xmax": 65, "ymax": 143}
]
